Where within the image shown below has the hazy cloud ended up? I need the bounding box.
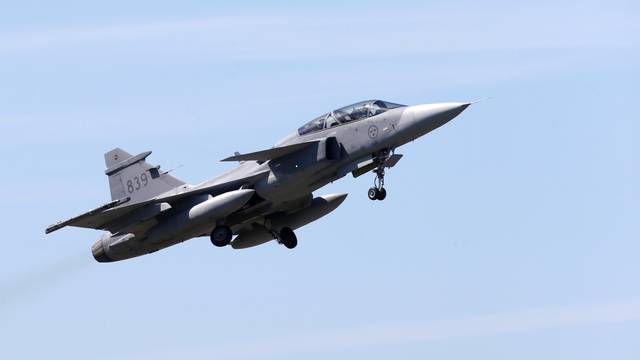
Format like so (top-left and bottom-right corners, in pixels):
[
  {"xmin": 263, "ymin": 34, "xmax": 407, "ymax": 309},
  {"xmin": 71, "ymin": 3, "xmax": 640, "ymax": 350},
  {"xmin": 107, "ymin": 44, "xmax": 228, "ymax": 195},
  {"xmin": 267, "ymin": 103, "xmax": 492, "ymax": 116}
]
[
  {"xmin": 0, "ymin": 5, "xmax": 637, "ymax": 57},
  {"xmin": 177, "ymin": 299, "xmax": 640, "ymax": 359},
  {"xmin": 0, "ymin": 253, "xmax": 90, "ymax": 311}
]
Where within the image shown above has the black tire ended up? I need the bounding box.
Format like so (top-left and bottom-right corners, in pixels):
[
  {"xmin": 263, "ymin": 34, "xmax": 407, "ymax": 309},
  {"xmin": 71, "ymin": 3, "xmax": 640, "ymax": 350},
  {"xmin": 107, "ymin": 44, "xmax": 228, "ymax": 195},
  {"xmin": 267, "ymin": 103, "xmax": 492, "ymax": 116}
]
[
  {"xmin": 210, "ymin": 225, "xmax": 232, "ymax": 247},
  {"xmin": 280, "ymin": 227, "xmax": 297, "ymax": 249},
  {"xmin": 368, "ymin": 187, "xmax": 379, "ymax": 200},
  {"xmin": 376, "ymin": 188, "xmax": 387, "ymax": 200}
]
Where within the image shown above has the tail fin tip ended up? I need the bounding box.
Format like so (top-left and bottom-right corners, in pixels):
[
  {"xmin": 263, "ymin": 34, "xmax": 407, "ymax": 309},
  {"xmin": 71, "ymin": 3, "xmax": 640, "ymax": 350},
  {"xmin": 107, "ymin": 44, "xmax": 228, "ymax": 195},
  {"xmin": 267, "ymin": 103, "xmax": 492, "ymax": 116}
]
[{"xmin": 104, "ymin": 148, "xmax": 133, "ymax": 168}]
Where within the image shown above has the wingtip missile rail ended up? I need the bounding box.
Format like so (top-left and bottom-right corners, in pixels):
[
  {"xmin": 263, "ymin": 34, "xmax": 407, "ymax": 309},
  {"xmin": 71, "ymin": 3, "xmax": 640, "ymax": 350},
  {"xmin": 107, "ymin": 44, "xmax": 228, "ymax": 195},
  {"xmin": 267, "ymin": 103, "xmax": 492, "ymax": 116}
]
[{"xmin": 45, "ymin": 197, "xmax": 131, "ymax": 234}]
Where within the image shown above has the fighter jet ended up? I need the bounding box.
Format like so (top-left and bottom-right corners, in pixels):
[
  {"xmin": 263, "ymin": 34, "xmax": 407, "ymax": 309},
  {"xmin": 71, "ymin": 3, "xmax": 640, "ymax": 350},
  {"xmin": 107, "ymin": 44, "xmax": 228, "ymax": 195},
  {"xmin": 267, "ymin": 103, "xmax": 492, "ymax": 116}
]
[{"xmin": 46, "ymin": 100, "xmax": 471, "ymax": 262}]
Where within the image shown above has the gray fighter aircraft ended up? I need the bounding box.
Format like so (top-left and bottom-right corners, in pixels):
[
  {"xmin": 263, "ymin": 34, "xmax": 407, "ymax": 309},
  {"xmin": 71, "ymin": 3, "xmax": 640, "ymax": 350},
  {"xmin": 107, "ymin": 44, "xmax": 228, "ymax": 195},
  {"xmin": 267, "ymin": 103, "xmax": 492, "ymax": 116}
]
[{"xmin": 46, "ymin": 100, "xmax": 471, "ymax": 262}]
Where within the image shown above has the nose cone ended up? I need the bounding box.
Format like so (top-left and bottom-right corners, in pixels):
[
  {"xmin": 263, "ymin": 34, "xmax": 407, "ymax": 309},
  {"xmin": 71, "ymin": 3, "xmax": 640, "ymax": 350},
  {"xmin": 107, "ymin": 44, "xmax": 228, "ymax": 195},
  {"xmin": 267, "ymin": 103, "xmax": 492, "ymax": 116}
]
[
  {"xmin": 397, "ymin": 102, "xmax": 470, "ymax": 141},
  {"xmin": 412, "ymin": 102, "xmax": 470, "ymax": 129}
]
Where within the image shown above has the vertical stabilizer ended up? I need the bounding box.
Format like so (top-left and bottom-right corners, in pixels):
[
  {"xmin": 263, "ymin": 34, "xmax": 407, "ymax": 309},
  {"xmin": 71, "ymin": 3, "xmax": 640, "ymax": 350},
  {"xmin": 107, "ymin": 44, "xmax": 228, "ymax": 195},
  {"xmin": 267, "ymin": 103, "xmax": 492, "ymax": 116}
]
[{"xmin": 104, "ymin": 148, "xmax": 186, "ymax": 203}]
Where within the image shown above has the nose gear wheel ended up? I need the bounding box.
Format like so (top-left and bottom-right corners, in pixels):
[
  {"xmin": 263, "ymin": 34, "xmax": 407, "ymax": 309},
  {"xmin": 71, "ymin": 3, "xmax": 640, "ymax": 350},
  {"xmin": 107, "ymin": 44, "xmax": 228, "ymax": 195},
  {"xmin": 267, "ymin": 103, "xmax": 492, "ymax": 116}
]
[{"xmin": 368, "ymin": 150, "xmax": 391, "ymax": 201}]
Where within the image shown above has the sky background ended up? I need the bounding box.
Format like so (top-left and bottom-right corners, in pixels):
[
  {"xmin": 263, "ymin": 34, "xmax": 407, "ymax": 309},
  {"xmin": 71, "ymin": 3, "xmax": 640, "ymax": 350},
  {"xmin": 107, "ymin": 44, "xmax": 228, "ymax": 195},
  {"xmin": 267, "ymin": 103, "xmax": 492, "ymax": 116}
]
[{"xmin": 0, "ymin": 0, "xmax": 638, "ymax": 358}]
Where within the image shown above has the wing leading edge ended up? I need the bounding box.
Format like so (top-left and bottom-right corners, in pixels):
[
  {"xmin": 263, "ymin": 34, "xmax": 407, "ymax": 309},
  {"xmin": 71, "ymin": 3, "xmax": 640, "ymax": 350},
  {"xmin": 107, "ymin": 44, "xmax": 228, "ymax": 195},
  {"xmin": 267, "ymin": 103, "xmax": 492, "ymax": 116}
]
[{"xmin": 221, "ymin": 140, "xmax": 319, "ymax": 162}]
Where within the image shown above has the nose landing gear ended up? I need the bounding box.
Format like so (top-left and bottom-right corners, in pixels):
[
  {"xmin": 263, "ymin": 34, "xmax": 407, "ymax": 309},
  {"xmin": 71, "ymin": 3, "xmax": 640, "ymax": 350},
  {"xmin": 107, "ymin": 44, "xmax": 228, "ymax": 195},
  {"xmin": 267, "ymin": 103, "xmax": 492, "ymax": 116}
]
[
  {"xmin": 368, "ymin": 185, "xmax": 386, "ymax": 201},
  {"xmin": 368, "ymin": 171, "xmax": 387, "ymax": 200},
  {"xmin": 368, "ymin": 152, "xmax": 389, "ymax": 201}
]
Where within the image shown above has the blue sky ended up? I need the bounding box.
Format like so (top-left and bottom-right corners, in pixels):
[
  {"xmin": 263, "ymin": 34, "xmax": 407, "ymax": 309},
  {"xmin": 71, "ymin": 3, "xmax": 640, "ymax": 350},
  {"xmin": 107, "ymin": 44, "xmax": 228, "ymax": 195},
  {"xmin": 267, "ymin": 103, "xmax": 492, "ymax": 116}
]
[{"xmin": 0, "ymin": 1, "xmax": 638, "ymax": 359}]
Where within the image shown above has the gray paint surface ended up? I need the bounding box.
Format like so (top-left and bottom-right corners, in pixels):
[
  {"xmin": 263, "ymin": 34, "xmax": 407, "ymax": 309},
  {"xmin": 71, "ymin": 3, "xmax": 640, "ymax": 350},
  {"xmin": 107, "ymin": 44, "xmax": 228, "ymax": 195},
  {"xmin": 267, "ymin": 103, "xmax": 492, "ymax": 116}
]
[{"xmin": 46, "ymin": 99, "xmax": 471, "ymax": 262}]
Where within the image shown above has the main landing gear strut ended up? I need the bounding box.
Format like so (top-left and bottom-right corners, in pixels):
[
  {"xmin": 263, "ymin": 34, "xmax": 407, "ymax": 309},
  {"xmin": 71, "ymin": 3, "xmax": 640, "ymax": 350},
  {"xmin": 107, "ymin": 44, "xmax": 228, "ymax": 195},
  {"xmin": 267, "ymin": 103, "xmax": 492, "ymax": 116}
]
[
  {"xmin": 210, "ymin": 224, "xmax": 297, "ymax": 249},
  {"xmin": 277, "ymin": 227, "xmax": 298, "ymax": 249},
  {"xmin": 267, "ymin": 226, "xmax": 298, "ymax": 249},
  {"xmin": 368, "ymin": 150, "xmax": 390, "ymax": 201}
]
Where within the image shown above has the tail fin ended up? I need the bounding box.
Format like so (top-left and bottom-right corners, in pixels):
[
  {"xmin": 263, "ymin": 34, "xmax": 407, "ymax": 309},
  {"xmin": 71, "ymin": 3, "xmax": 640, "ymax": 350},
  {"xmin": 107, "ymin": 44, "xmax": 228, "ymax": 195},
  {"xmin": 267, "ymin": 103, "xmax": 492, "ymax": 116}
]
[{"xmin": 104, "ymin": 148, "xmax": 186, "ymax": 204}]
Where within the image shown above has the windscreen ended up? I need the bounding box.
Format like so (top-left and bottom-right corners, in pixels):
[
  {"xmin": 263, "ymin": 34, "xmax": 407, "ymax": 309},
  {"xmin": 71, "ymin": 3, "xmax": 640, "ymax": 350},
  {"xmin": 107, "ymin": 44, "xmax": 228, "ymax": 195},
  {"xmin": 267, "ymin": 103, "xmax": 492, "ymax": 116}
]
[{"xmin": 298, "ymin": 100, "xmax": 406, "ymax": 136}]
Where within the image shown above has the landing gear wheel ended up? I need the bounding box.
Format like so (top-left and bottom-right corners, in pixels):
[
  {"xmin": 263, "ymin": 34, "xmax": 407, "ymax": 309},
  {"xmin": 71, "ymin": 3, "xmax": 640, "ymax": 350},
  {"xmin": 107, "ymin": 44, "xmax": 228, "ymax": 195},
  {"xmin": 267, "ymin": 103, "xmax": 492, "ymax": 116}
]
[
  {"xmin": 279, "ymin": 227, "xmax": 297, "ymax": 249},
  {"xmin": 368, "ymin": 187, "xmax": 379, "ymax": 200},
  {"xmin": 368, "ymin": 149, "xmax": 391, "ymax": 200},
  {"xmin": 210, "ymin": 225, "xmax": 232, "ymax": 247}
]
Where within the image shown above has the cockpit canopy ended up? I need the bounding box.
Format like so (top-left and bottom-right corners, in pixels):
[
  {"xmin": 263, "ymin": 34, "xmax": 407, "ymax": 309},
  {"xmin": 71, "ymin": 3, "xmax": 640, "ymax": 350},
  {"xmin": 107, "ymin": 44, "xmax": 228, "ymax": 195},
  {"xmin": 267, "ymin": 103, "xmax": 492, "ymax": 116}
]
[{"xmin": 298, "ymin": 100, "xmax": 406, "ymax": 136}]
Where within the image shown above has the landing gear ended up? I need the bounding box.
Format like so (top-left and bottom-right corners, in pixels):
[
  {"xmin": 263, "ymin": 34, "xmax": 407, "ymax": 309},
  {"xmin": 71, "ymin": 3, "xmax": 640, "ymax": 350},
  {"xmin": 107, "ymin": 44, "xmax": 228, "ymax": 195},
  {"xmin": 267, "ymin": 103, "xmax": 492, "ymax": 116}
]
[
  {"xmin": 368, "ymin": 186, "xmax": 387, "ymax": 200},
  {"xmin": 210, "ymin": 225, "xmax": 232, "ymax": 247},
  {"xmin": 368, "ymin": 150, "xmax": 389, "ymax": 201},
  {"xmin": 368, "ymin": 187, "xmax": 379, "ymax": 200},
  {"xmin": 278, "ymin": 227, "xmax": 297, "ymax": 249}
]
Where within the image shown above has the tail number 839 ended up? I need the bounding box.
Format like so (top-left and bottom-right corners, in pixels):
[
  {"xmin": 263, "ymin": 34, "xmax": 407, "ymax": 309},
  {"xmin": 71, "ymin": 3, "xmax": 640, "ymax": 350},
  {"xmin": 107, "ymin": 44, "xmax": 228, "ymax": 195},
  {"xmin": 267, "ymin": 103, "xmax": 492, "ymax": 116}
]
[{"xmin": 126, "ymin": 173, "xmax": 149, "ymax": 193}]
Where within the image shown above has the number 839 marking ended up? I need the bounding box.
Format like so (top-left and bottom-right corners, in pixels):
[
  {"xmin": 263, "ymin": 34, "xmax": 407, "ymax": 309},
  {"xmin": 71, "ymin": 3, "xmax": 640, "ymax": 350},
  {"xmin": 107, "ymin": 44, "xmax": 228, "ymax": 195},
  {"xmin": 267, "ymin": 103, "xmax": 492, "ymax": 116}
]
[{"xmin": 126, "ymin": 173, "xmax": 149, "ymax": 193}]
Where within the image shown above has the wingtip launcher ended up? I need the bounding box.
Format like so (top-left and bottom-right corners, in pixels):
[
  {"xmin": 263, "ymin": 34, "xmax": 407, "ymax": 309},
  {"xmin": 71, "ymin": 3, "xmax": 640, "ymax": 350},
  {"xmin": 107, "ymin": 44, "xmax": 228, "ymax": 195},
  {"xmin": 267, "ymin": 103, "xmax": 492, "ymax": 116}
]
[{"xmin": 45, "ymin": 196, "xmax": 131, "ymax": 234}]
